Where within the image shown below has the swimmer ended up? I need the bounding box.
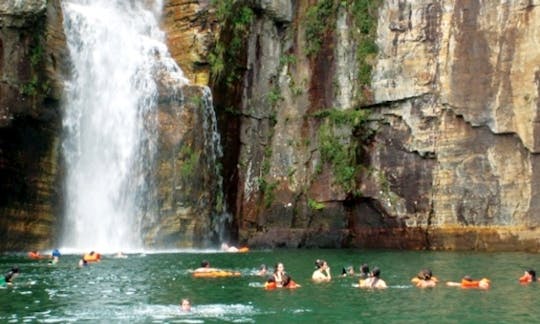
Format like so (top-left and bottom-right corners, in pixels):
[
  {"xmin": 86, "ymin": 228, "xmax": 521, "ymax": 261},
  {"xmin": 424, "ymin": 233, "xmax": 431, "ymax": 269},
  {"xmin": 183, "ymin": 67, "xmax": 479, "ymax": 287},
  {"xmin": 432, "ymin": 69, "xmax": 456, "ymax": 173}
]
[
  {"xmin": 273, "ymin": 262, "xmax": 286, "ymax": 287},
  {"xmin": 221, "ymin": 243, "xmax": 239, "ymax": 252},
  {"xmin": 519, "ymin": 269, "xmax": 538, "ymax": 283},
  {"xmin": 83, "ymin": 251, "xmax": 101, "ymax": 262},
  {"xmin": 283, "ymin": 273, "xmax": 301, "ymax": 288},
  {"xmin": 265, "ymin": 276, "xmax": 277, "ymax": 289},
  {"xmin": 48, "ymin": 249, "xmax": 61, "ymax": 265},
  {"xmin": 1, "ymin": 266, "xmax": 20, "ymax": 286},
  {"xmin": 257, "ymin": 264, "xmax": 268, "ymax": 276},
  {"xmin": 193, "ymin": 260, "xmax": 220, "ymax": 273},
  {"xmin": 359, "ymin": 264, "xmax": 370, "ymax": 279},
  {"xmin": 28, "ymin": 250, "xmax": 43, "ymax": 259},
  {"xmin": 78, "ymin": 259, "xmax": 88, "ymax": 267},
  {"xmin": 411, "ymin": 269, "xmax": 437, "ymax": 288},
  {"xmin": 114, "ymin": 252, "xmax": 128, "ymax": 258},
  {"xmin": 446, "ymin": 276, "xmax": 490, "ymax": 289},
  {"xmin": 358, "ymin": 267, "xmax": 387, "ymax": 289},
  {"xmin": 180, "ymin": 298, "xmax": 191, "ymax": 312},
  {"xmin": 341, "ymin": 266, "xmax": 354, "ymax": 277},
  {"xmin": 312, "ymin": 259, "xmax": 331, "ymax": 282}
]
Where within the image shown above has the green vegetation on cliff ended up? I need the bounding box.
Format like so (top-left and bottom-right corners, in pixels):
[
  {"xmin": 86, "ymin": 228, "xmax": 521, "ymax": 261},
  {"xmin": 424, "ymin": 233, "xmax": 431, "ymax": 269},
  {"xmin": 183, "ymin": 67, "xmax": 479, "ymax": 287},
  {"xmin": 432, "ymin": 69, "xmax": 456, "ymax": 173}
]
[
  {"xmin": 314, "ymin": 108, "xmax": 370, "ymax": 193},
  {"xmin": 20, "ymin": 29, "xmax": 50, "ymax": 99},
  {"xmin": 304, "ymin": 0, "xmax": 336, "ymax": 57},
  {"xmin": 304, "ymin": 0, "xmax": 381, "ymax": 94},
  {"xmin": 208, "ymin": 0, "xmax": 253, "ymax": 86},
  {"xmin": 350, "ymin": 0, "xmax": 381, "ymax": 87}
]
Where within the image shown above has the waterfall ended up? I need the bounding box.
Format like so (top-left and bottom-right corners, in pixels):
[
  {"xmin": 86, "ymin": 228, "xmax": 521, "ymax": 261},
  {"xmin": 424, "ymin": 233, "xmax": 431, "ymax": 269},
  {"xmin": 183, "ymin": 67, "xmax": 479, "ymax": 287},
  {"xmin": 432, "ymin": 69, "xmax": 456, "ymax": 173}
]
[{"xmin": 60, "ymin": 0, "xmax": 187, "ymax": 253}]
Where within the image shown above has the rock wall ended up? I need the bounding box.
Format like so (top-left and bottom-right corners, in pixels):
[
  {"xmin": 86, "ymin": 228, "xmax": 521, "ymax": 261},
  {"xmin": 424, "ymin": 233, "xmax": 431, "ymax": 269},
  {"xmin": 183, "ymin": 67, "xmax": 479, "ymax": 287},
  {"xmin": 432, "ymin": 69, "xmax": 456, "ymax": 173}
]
[
  {"xmin": 5, "ymin": 0, "xmax": 540, "ymax": 252},
  {"xmin": 210, "ymin": 0, "xmax": 540, "ymax": 251},
  {"xmin": 0, "ymin": 0, "xmax": 65, "ymax": 251}
]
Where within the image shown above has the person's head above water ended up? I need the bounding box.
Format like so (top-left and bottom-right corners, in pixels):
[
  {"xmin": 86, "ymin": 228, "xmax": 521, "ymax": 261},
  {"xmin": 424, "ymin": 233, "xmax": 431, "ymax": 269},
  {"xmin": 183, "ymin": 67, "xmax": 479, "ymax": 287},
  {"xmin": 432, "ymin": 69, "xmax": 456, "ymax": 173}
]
[
  {"xmin": 274, "ymin": 262, "xmax": 284, "ymax": 273},
  {"xmin": 371, "ymin": 267, "xmax": 381, "ymax": 278},
  {"xmin": 180, "ymin": 298, "xmax": 191, "ymax": 312},
  {"xmin": 5, "ymin": 266, "xmax": 20, "ymax": 282},
  {"xmin": 420, "ymin": 268, "xmax": 433, "ymax": 280},
  {"xmin": 200, "ymin": 260, "xmax": 210, "ymax": 268},
  {"xmin": 360, "ymin": 264, "xmax": 369, "ymax": 274}
]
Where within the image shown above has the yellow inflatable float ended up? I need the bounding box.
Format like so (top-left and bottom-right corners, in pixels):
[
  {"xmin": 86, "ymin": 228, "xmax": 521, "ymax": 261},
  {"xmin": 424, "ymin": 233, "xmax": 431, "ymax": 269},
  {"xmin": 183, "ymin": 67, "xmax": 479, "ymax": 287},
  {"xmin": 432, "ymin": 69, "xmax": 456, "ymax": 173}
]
[{"xmin": 192, "ymin": 270, "xmax": 241, "ymax": 278}]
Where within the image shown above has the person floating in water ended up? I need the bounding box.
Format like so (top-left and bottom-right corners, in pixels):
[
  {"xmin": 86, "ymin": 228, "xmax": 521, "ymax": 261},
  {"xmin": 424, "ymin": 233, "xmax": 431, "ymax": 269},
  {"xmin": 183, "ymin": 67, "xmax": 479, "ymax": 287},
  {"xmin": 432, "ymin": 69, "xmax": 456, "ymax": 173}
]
[
  {"xmin": 180, "ymin": 298, "xmax": 191, "ymax": 312},
  {"xmin": 411, "ymin": 269, "xmax": 438, "ymax": 288},
  {"xmin": 114, "ymin": 252, "xmax": 128, "ymax": 259},
  {"xmin": 194, "ymin": 260, "xmax": 219, "ymax": 273},
  {"xmin": 519, "ymin": 269, "xmax": 538, "ymax": 283},
  {"xmin": 221, "ymin": 243, "xmax": 239, "ymax": 252},
  {"xmin": 265, "ymin": 273, "xmax": 300, "ymax": 289},
  {"xmin": 83, "ymin": 251, "xmax": 101, "ymax": 263},
  {"xmin": 192, "ymin": 260, "xmax": 241, "ymax": 277},
  {"xmin": 359, "ymin": 264, "xmax": 370, "ymax": 279},
  {"xmin": 282, "ymin": 273, "xmax": 301, "ymax": 288},
  {"xmin": 446, "ymin": 276, "xmax": 490, "ymax": 289},
  {"xmin": 0, "ymin": 266, "xmax": 20, "ymax": 286},
  {"xmin": 28, "ymin": 250, "xmax": 43, "ymax": 259},
  {"xmin": 78, "ymin": 259, "xmax": 88, "ymax": 268},
  {"xmin": 358, "ymin": 267, "xmax": 387, "ymax": 289},
  {"xmin": 265, "ymin": 276, "xmax": 277, "ymax": 289},
  {"xmin": 312, "ymin": 259, "xmax": 331, "ymax": 282},
  {"xmin": 48, "ymin": 249, "xmax": 61, "ymax": 265},
  {"xmin": 256, "ymin": 264, "xmax": 268, "ymax": 276},
  {"xmin": 341, "ymin": 265, "xmax": 355, "ymax": 277},
  {"xmin": 221, "ymin": 243, "xmax": 249, "ymax": 253}
]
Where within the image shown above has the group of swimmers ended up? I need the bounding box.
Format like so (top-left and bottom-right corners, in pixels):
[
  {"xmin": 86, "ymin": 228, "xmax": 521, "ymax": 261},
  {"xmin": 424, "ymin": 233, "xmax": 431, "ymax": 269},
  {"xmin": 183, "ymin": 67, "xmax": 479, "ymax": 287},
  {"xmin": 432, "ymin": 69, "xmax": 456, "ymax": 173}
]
[{"xmin": 240, "ymin": 260, "xmax": 540, "ymax": 290}]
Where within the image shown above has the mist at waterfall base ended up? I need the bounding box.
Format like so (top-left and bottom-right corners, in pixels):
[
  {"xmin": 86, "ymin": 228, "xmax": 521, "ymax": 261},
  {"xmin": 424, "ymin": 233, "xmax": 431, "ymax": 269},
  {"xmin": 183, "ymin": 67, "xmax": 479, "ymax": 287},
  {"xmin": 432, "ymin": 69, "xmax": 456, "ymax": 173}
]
[
  {"xmin": 2, "ymin": 249, "xmax": 540, "ymax": 323},
  {"xmin": 60, "ymin": 0, "xmax": 188, "ymax": 253}
]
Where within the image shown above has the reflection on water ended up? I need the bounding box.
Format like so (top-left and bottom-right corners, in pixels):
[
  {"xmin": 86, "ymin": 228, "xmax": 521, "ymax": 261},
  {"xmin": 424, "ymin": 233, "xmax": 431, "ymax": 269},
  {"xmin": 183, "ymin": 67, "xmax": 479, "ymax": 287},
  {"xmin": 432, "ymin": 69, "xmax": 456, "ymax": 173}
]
[{"xmin": 1, "ymin": 250, "xmax": 540, "ymax": 323}]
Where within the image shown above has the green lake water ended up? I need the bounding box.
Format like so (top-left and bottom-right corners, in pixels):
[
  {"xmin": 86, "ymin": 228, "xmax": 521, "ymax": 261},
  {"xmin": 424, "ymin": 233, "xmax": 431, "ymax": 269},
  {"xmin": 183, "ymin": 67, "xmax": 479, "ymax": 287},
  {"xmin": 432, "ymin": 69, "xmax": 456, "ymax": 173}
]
[{"xmin": 1, "ymin": 249, "xmax": 539, "ymax": 323}]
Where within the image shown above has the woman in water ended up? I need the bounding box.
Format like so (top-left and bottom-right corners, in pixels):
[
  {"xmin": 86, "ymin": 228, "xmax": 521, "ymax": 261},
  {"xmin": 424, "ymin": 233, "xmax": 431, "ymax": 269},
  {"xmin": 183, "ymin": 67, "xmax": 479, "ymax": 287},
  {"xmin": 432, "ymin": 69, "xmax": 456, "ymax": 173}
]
[
  {"xmin": 273, "ymin": 262, "xmax": 285, "ymax": 287},
  {"xmin": 312, "ymin": 259, "xmax": 332, "ymax": 282}
]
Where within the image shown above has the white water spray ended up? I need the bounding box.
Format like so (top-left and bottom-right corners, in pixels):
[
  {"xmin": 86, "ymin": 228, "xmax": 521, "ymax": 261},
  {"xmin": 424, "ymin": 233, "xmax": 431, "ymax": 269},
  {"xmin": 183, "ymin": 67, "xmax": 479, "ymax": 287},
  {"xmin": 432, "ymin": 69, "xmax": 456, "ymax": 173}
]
[{"xmin": 60, "ymin": 0, "xmax": 187, "ymax": 253}]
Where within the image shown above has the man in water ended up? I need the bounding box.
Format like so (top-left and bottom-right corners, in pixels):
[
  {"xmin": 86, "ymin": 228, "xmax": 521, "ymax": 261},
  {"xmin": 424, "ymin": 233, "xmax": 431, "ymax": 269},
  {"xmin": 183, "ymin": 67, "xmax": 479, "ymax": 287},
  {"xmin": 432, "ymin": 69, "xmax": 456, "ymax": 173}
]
[{"xmin": 193, "ymin": 260, "xmax": 219, "ymax": 273}]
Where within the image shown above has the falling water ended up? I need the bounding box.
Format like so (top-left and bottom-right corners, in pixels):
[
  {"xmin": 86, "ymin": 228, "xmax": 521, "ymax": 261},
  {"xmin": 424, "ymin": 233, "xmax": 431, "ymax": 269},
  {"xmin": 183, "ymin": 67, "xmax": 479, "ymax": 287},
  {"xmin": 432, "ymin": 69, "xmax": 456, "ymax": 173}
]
[{"xmin": 60, "ymin": 0, "xmax": 187, "ymax": 252}]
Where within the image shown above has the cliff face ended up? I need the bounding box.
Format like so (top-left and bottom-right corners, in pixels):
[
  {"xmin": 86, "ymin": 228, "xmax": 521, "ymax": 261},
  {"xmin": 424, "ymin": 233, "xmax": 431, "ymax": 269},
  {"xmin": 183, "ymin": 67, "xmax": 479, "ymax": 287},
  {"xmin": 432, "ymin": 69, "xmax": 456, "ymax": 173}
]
[
  {"xmin": 209, "ymin": 0, "xmax": 540, "ymax": 251},
  {"xmin": 0, "ymin": 0, "xmax": 65, "ymax": 251},
  {"xmin": 5, "ymin": 0, "xmax": 540, "ymax": 252}
]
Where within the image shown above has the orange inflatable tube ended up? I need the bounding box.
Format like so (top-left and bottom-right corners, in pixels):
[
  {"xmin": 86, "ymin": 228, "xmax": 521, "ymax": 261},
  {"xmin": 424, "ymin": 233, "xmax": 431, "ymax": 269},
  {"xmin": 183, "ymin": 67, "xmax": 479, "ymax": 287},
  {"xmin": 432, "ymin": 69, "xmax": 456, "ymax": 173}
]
[
  {"xmin": 519, "ymin": 275, "xmax": 532, "ymax": 283},
  {"xmin": 461, "ymin": 279, "xmax": 480, "ymax": 288},
  {"xmin": 265, "ymin": 281, "xmax": 277, "ymax": 290},
  {"xmin": 83, "ymin": 253, "xmax": 101, "ymax": 262},
  {"xmin": 238, "ymin": 247, "xmax": 249, "ymax": 253},
  {"xmin": 192, "ymin": 271, "xmax": 241, "ymax": 278},
  {"xmin": 28, "ymin": 251, "xmax": 43, "ymax": 259}
]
